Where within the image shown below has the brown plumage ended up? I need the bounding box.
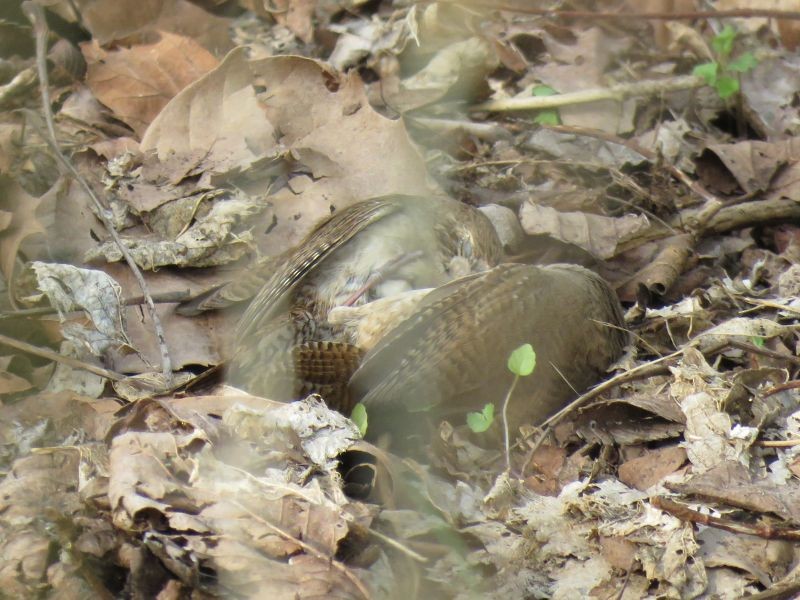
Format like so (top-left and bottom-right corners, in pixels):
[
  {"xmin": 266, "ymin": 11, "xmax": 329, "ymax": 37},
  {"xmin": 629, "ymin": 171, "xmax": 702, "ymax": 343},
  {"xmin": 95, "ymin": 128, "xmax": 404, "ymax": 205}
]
[
  {"xmin": 347, "ymin": 263, "xmax": 628, "ymax": 444},
  {"xmin": 229, "ymin": 194, "xmax": 504, "ymax": 405}
]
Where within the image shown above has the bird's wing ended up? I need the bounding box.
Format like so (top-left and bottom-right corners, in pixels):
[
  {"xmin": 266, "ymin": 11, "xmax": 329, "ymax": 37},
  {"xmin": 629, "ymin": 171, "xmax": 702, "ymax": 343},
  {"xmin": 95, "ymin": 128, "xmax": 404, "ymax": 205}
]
[
  {"xmin": 175, "ymin": 256, "xmax": 280, "ymax": 316},
  {"xmin": 234, "ymin": 197, "xmax": 405, "ymax": 342},
  {"xmin": 349, "ymin": 264, "xmax": 527, "ymax": 413}
]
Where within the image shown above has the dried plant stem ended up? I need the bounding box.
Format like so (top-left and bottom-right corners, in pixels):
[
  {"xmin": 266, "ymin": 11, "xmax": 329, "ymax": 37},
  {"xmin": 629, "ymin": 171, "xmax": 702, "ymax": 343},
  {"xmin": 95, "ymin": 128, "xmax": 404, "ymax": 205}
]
[
  {"xmin": 1, "ymin": 290, "xmax": 191, "ymax": 319},
  {"xmin": 472, "ymin": 75, "xmax": 704, "ymax": 113},
  {"xmin": 449, "ymin": 2, "xmax": 800, "ymax": 22},
  {"xmin": 501, "ymin": 374, "xmax": 519, "ymax": 472},
  {"xmin": 0, "ymin": 332, "xmax": 124, "ymax": 381},
  {"xmin": 0, "ymin": 66, "xmax": 37, "ymax": 107},
  {"xmin": 523, "ymin": 349, "xmax": 684, "ymax": 461},
  {"xmin": 233, "ymin": 501, "xmax": 371, "ymax": 600},
  {"xmin": 367, "ymin": 528, "xmax": 428, "ymax": 563},
  {"xmin": 21, "ymin": 2, "xmax": 173, "ymax": 384},
  {"xmin": 652, "ymin": 496, "xmax": 800, "ymax": 541}
]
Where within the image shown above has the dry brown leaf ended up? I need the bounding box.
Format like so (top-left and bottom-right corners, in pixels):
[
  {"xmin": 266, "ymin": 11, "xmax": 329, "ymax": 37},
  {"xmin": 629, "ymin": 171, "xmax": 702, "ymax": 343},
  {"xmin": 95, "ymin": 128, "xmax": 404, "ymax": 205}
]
[
  {"xmin": 390, "ymin": 37, "xmax": 495, "ymax": 112},
  {"xmin": 0, "ymin": 122, "xmax": 23, "ymax": 175},
  {"xmin": 674, "ymin": 461, "xmax": 800, "ymax": 525},
  {"xmin": 534, "ymin": 27, "xmax": 635, "ymax": 133},
  {"xmin": 520, "ymin": 202, "xmax": 649, "ymax": 260},
  {"xmin": 0, "ymin": 369, "xmax": 31, "ymax": 395},
  {"xmin": 102, "ymin": 263, "xmax": 225, "ymax": 373},
  {"xmin": 271, "ymin": 0, "xmax": 316, "ymax": 43},
  {"xmin": 0, "ymin": 177, "xmax": 45, "ymax": 289},
  {"xmin": 106, "ymin": 396, "xmax": 372, "ymax": 597},
  {"xmin": 71, "ymin": 0, "xmax": 232, "ymax": 51},
  {"xmin": 704, "ymin": 138, "xmax": 800, "ymax": 194},
  {"xmin": 141, "ymin": 47, "xmax": 275, "ymax": 171},
  {"xmin": 618, "ymin": 446, "xmax": 688, "ymax": 491},
  {"xmin": 598, "ymin": 535, "xmax": 638, "ymax": 571},
  {"xmin": 624, "ymin": 0, "xmax": 703, "ymax": 50},
  {"xmin": 249, "ymin": 54, "xmax": 433, "ymax": 253},
  {"xmin": 82, "ymin": 32, "xmax": 219, "ymax": 137},
  {"xmin": 716, "ymin": 0, "xmax": 800, "ymax": 44}
]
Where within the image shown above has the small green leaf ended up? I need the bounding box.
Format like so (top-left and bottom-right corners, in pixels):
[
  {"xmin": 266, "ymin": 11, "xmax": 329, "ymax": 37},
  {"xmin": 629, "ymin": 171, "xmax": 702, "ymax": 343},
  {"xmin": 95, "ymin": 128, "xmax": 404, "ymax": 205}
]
[
  {"xmin": 351, "ymin": 403, "xmax": 368, "ymax": 437},
  {"xmin": 750, "ymin": 336, "xmax": 766, "ymax": 348},
  {"xmin": 715, "ymin": 74, "xmax": 740, "ymax": 99},
  {"xmin": 532, "ymin": 84, "xmax": 558, "ymax": 97},
  {"xmin": 467, "ymin": 403, "xmax": 495, "ymax": 433},
  {"xmin": 692, "ymin": 61, "xmax": 719, "ymax": 85},
  {"xmin": 712, "ymin": 24, "xmax": 737, "ymax": 58},
  {"xmin": 728, "ymin": 51, "xmax": 757, "ymax": 73},
  {"xmin": 534, "ymin": 109, "xmax": 560, "ymax": 125},
  {"xmin": 531, "ymin": 86, "xmax": 560, "ymax": 125},
  {"xmin": 508, "ymin": 343, "xmax": 536, "ymax": 376}
]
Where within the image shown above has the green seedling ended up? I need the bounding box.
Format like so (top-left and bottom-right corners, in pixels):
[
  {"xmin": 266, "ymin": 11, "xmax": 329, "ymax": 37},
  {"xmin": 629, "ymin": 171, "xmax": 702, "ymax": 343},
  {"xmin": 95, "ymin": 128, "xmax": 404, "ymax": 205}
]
[
  {"xmin": 503, "ymin": 343, "xmax": 536, "ymax": 470},
  {"xmin": 351, "ymin": 403, "xmax": 368, "ymax": 437},
  {"xmin": 467, "ymin": 403, "xmax": 495, "ymax": 433},
  {"xmin": 464, "ymin": 343, "xmax": 538, "ymax": 470},
  {"xmin": 466, "ymin": 343, "xmax": 538, "ymax": 437},
  {"xmin": 692, "ymin": 24, "xmax": 758, "ymax": 99},
  {"xmin": 531, "ymin": 85, "xmax": 561, "ymax": 125},
  {"xmin": 508, "ymin": 342, "xmax": 536, "ymax": 377}
]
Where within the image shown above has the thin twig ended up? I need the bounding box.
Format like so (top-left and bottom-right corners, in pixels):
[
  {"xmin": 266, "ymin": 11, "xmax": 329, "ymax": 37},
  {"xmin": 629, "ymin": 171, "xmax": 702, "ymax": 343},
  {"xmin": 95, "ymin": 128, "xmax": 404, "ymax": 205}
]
[
  {"xmin": 367, "ymin": 528, "xmax": 428, "ymax": 563},
  {"xmin": 755, "ymin": 438, "xmax": 800, "ymax": 448},
  {"xmin": 21, "ymin": 2, "xmax": 173, "ymax": 385},
  {"xmin": 0, "ymin": 332, "xmax": 124, "ymax": 381},
  {"xmin": 472, "ymin": 75, "xmax": 704, "ymax": 113},
  {"xmin": 232, "ymin": 501, "xmax": 371, "ymax": 600},
  {"xmin": 501, "ymin": 374, "xmax": 519, "ymax": 472},
  {"xmin": 652, "ymin": 496, "xmax": 800, "ymax": 541},
  {"xmin": 540, "ymin": 124, "xmax": 722, "ymax": 211},
  {"xmin": 0, "ymin": 66, "xmax": 37, "ymax": 107},
  {"xmin": 525, "ymin": 349, "xmax": 685, "ymax": 457},
  {"xmin": 443, "ymin": 2, "xmax": 800, "ymax": 21},
  {"xmin": 763, "ymin": 380, "xmax": 800, "ymax": 398},
  {"xmin": 724, "ymin": 340, "xmax": 800, "ymax": 367},
  {"xmin": 0, "ymin": 290, "xmax": 191, "ymax": 319}
]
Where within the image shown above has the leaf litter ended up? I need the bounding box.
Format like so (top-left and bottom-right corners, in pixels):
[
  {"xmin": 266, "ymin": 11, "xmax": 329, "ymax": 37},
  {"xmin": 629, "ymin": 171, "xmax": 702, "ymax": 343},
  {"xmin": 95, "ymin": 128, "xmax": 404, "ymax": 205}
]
[{"xmin": 2, "ymin": 0, "xmax": 800, "ymax": 598}]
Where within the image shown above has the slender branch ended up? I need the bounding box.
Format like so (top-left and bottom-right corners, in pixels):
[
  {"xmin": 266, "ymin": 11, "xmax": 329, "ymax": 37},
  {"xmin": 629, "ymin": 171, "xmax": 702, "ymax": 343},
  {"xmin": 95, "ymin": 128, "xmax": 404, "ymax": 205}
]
[
  {"xmin": 0, "ymin": 65, "xmax": 37, "ymax": 107},
  {"xmin": 367, "ymin": 528, "xmax": 428, "ymax": 563},
  {"xmin": 21, "ymin": 2, "xmax": 173, "ymax": 385},
  {"xmin": 652, "ymin": 496, "xmax": 800, "ymax": 541},
  {"xmin": 501, "ymin": 374, "xmax": 519, "ymax": 472},
  {"xmin": 444, "ymin": 2, "xmax": 800, "ymax": 21},
  {"xmin": 0, "ymin": 290, "xmax": 191, "ymax": 319},
  {"xmin": 0, "ymin": 332, "xmax": 124, "ymax": 381},
  {"xmin": 472, "ymin": 75, "xmax": 704, "ymax": 113},
  {"xmin": 233, "ymin": 501, "xmax": 371, "ymax": 600}
]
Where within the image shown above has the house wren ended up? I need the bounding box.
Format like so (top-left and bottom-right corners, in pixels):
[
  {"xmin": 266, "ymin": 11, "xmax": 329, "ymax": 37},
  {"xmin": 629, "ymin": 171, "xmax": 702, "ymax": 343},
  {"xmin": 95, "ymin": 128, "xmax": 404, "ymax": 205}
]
[
  {"xmin": 347, "ymin": 263, "xmax": 628, "ymax": 446},
  {"xmin": 230, "ymin": 194, "xmax": 504, "ymax": 404}
]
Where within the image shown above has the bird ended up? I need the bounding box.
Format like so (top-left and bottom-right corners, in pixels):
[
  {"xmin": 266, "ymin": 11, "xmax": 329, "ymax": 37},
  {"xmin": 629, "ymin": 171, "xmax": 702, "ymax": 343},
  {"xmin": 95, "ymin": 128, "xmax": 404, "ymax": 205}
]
[
  {"xmin": 228, "ymin": 194, "xmax": 504, "ymax": 406},
  {"xmin": 346, "ymin": 263, "xmax": 628, "ymax": 448}
]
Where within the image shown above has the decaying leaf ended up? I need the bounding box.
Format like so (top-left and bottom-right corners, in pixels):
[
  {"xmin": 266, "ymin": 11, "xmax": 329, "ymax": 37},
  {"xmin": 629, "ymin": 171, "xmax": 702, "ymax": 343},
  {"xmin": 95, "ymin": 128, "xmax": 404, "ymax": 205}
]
[
  {"xmin": 0, "ymin": 177, "xmax": 45, "ymax": 291},
  {"xmin": 28, "ymin": 262, "xmax": 128, "ymax": 354},
  {"xmin": 82, "ymin": 32, "xmax": 219, "ymax": 137},
  {"xmin": 520, "ymin": 201, "xmax": 650, "ymax": 260}
]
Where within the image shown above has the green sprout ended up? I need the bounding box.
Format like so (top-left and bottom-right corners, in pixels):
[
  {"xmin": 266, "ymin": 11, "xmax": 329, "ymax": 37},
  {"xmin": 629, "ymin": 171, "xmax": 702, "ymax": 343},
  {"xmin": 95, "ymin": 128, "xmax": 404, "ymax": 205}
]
[
  {"xmin": 466, "ymin": 343, "xmax": 537, "ymax": 442},
  {"xmin": 692, "ymin": 25, "xmax": 758, "ymax": 99},
  {"xmin": 467, "ymin": 403, "xmax": 495, "ymax": 433},
  {"xmin": 531, "ymin": 85, "xmax": 561, "ymax": 125},
  {"xmin": 508, "ymin": 343, "xmax": 536, "ymax": 377},
  {"xmin": 351, "ymin": 403, "xmax": 368, "ymax": 437},
  {"xmin": 503, "ymin": 343, "xmax": 536, "ymax": 470}
]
